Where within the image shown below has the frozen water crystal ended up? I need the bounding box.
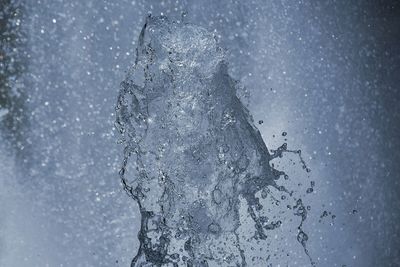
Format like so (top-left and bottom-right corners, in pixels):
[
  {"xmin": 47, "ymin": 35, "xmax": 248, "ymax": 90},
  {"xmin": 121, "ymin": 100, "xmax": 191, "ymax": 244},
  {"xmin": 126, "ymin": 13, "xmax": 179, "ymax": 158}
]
[{"xmin": 116, "ymin": 15, "xmax": 312, "ymax": 267}]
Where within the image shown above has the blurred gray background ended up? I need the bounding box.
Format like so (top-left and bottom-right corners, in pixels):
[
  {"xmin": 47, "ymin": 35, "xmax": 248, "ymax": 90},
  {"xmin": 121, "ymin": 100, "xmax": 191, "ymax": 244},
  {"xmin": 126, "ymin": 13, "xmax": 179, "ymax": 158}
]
[{"xmin": 1, "ymin": 0, "xmax": 399, "ymax": 266}]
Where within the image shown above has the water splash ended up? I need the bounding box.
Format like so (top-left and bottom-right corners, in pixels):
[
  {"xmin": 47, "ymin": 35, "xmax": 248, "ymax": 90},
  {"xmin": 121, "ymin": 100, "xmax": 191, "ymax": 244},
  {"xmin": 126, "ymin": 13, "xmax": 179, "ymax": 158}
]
[{"xmin": 116, "ymin": 15, "xmax": 314, "ymax": 266}]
